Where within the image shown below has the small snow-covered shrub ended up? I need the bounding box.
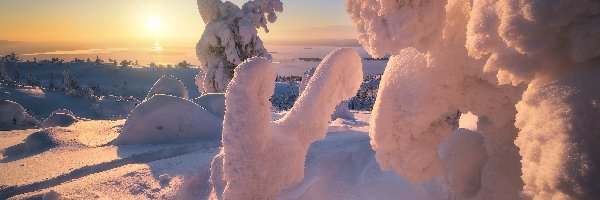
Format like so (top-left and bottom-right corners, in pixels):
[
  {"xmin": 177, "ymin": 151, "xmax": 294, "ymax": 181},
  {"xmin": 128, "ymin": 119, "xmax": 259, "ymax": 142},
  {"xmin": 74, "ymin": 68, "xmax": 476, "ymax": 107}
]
[
  {"xmin": 146, "ymin": 74, "xmax": 189, "ymax": 100},
  {"xmin": 211, "ymin": 48, "xmax": 363, "ymax": 199},
  {"xmin": 0, "ymin": 100, "xmax": 40, "ymax": 130},
  {"xmin": 42, "ymin": 109, "xmax": 78, "ymax": 128},
  {"xmin": 114, "ymin": 94, "xmax": 222, "ymax": 145},
  {"xmin": 193, "ymin": 93, "xmax": 225, "ymax": 118}
]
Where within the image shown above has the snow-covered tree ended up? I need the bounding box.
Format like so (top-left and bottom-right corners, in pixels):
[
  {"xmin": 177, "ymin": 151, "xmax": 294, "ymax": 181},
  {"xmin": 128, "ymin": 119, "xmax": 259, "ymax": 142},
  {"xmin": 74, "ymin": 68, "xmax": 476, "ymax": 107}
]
[
  {"xmin": 195, "ymin": 0, "xmax": 283, "ymax": 93},
  {"xmin": 0, "ymin": 57, "xmax": 9, "ymax": 82},
  {"xmin": 209, "ymin": 48, "xmax": 363, "ymax": 199},
  {"xmin": 26, "ymin": 73, "xmax": 40, "ymax": 86},
  {"xmin": 61, "ymin": 70, "xmax": 79, "ymax": 96},
  {"xmin": 346, "ymin": 0, "xmax": 600, "ymax": 199},
  {"xmin": 48, "ymin": 72, "xmax": 56, "ymax": 90}
]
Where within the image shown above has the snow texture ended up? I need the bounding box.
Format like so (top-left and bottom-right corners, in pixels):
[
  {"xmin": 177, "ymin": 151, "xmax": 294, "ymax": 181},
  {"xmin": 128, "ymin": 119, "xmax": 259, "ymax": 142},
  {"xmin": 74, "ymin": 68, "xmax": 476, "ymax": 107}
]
[
  {"xmin": 347, "ymin": 0, "xmax": 600, "ymax": 199},
  {"xmin": 515, "ymin": 67, "xmax": 600, "ymax": 199},
  {"xmin": 195, "ymin": 0, "xmax": 282, "ymax": 93},
  {"xmin": 214, "ymin": 48, "xmax": 363, "ymax": 199},
  {"xmin": 0, "ymin": 100, "xmax": 39, "ymax": 130},
  {"xmin": 347, "ymin": 0, "xmax": 526, "ymax": 198},
  {"xmin": 146, "ymin": 74, "xmax": 189, "ymax": 100},
  {"xmin": 114, "ymin": 94, "xmax": 222, "ymax": 145},
  {"xmin": 193, "ymin": 93, "xmax": 226, "ymax": 118},
  {"xmin": 41, "ymin": 109, "xmax": 78, "ymax": 128},
  {"xmin": 300, "ymin": 67, "xmax": 355, "ymax": 120}
]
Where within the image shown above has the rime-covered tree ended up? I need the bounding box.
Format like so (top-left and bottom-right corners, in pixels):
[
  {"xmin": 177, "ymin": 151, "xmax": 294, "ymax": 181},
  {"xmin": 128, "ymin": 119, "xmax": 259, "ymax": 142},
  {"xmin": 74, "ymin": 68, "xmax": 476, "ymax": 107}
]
[
  {"xmin": 346, "ymin": 0, "xmax": 600, "ymax": 199},
  {"xmin": 26, "ymin": 73, "xmax": 40, "ymax": 86},
  {"xmin": 195, "ymin": 0, "xmax": 283, "ymax": 93},
  {"xmin": 0, "ymin": 57, "xmax": 9, "ymax": 82},
  {"xmin": 48, "ymin": 72, "xmax": 56, "ymax": 90}
]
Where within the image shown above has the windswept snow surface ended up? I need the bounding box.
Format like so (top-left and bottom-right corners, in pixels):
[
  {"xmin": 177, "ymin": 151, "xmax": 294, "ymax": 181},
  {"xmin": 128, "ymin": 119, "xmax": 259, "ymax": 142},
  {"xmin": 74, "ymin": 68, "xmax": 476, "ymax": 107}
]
[
  {"xmin": 114, "ymin": 94, "xmax": 222, "ymax": 145},
  {"xmin": 213, "ymin": 48, "xmax": 363, "ymax": 199}
]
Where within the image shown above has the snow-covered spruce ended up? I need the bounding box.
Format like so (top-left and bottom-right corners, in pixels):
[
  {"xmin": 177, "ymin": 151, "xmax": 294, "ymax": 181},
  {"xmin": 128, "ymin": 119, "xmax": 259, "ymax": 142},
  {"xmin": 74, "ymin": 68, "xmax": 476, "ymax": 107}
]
[
  {"xmin": 195, "ymin": 0, "xmax": 283, "ymax": 93},
  {"xmin": 114, "ymin": 94, "xmax": 222, "ymax": 145},
  {"xmin": 211, "ymin": 48, "xmax": 363, "ymax": 199},
  {"xmin": 41, "ymin": 109, "xmax": 78, "ymax": 128},
  {"xmin": 193, "ymin": 93, "xmax": 226, "ymax": 118},
  {"xmin": 0, "ymin": 100, "xmax": 40, "ymax": 130},
  {"xmin": 348, "ymin": 0, "xmax": 600, "ymax": 199},
  {"xmin": 466, "ymin": 1, "xmax": 600, "ymax": 198},
  {"xmin": 146, "ymin": 74, "xmax": 189, "ymax": 100},
  {"xmin": 348, "ymin": 0, "xmax": 525, "ymax": 198}
]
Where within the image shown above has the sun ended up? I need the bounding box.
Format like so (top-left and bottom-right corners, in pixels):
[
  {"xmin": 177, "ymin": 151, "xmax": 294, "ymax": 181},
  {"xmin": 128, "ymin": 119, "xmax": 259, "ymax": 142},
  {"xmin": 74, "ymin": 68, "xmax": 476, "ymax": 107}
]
[{"xmin": 147, "ymin": 16, "xmax": 162, "ymax": 31}]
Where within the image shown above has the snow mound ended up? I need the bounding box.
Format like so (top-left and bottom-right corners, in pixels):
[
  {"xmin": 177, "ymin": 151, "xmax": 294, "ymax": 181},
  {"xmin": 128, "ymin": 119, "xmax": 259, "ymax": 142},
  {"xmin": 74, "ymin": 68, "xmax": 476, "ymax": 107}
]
[
  {"xmin": 0, "ymin": 100, "xmax": 39, "ymax": 130},
  {"xmin": 146, "ymin": 74, "xmax": 189, "ymax": 100},
  {"xmin": 41, "ymin": 109, "xmax": 79, "ymax": 128},
  {"xmin": 114, "ymin": 94, "xmax": 222, "ymax": 145},
  {"xmin": 2, "ymin": 130, "xmax": 57, "ymax": 158},
  {"xmin": 192, "ymin": 93, "xmax": 225, "ymax": 118},
  {"xmin": 212, "ymin": 48, "xmax": 363, "ymax": 199},
  {"xmin": 94, "ymin": 95, "xmax": 139, "ymax": 119}
]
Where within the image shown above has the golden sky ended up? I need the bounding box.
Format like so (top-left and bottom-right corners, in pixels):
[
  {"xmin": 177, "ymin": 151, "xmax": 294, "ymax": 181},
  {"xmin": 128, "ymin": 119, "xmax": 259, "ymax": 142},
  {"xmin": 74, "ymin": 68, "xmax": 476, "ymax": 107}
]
[{"xmin": 0, "ymin": 0, "xmax": 356, "ymax": 47}]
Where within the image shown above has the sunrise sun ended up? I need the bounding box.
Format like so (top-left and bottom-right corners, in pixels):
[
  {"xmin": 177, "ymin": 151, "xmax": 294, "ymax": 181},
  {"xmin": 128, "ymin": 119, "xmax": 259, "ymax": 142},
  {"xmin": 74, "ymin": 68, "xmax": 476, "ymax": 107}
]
[{"xmin": 147, "ymin": 16, "xmax": 161, "ymax": 31}]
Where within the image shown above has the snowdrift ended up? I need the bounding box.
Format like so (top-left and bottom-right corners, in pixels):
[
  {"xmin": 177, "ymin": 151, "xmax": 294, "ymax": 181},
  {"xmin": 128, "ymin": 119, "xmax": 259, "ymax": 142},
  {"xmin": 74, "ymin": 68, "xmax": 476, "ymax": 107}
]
[
  {"xmin": 114, "ymin": 94, "xmax": 222, "ymax": 145},
  {"xmin": 146, "ymin": 74, "xmax": 190, "ymax": 100},
  {"xmin": 0, "ymin": 100, "xmax": 40, "ymax": 130},
  {"xmin": 192, "ymin": 93, "xmax": 225, "ymax": 118},
  {"xmin": 41, "ymin": 109, "xmax": 78, "ymax": 128}
]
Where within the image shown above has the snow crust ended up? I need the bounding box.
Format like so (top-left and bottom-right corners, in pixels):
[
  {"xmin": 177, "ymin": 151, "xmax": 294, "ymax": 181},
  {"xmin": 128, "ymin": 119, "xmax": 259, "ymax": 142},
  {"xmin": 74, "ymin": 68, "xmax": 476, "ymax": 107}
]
[
  {"xmin": 146, "ymin": 74, "xmax": 189, "ymax": 100},
  {"xmin": 114, "ymin": 94, "xmax": 222, "ymax": 145},
  {"xmin": 213, "ymin": 48, "xmax": 363, "ymax": 199}
]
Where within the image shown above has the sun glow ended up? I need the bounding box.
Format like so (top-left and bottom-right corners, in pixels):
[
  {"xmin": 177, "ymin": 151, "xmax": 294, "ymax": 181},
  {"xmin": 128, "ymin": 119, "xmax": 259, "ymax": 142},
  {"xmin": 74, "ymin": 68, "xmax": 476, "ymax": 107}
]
[{"xmin": 147, "ymin": 16, "xmax": 162, "ymax": 31}]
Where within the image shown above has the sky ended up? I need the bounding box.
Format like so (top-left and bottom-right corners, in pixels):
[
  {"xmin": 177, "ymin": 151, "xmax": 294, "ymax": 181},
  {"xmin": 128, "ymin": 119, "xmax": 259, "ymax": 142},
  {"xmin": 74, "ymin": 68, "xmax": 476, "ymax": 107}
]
[{"xmin": 0, "ymin": 0, "xmax": 356, "ymax": 48}]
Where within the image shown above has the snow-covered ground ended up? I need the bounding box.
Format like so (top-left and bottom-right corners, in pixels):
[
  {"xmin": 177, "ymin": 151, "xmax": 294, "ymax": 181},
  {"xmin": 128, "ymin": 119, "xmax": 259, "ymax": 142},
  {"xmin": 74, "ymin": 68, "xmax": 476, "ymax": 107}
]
[{"xmin": 0, "ymin": 111, "xmax": 429, "ymax": 199}]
